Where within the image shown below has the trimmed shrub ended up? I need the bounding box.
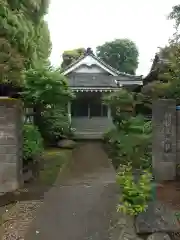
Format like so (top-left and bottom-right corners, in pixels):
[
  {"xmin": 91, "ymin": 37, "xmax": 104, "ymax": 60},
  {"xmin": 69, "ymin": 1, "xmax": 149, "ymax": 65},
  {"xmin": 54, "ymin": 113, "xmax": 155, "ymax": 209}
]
[{"xmin": 38, "ymin": 107, "xmax": 73, "ymax": 145}]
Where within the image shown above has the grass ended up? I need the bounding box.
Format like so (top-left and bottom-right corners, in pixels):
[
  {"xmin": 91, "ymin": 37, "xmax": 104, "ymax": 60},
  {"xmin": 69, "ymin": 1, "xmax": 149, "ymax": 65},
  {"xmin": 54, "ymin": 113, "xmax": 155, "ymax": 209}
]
[{"xmin": 39, "ymin": 148, "xmax": 72, "ymax": 186}]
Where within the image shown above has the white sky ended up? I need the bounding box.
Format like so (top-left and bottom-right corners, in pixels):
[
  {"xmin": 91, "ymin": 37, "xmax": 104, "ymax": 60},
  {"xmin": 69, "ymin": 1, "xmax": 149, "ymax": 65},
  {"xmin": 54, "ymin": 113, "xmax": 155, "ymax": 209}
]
[{"xmin": 46, "ymin": 0, "xmax": 180, "ymax": 76}]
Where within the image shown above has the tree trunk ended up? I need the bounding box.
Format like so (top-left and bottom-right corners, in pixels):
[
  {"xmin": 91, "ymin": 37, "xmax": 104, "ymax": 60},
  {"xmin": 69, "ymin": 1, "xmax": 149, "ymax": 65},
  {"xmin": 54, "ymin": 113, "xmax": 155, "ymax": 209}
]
[{"xmin": 33, "ymin": 104, "xmax": 43, "ymax": 128}]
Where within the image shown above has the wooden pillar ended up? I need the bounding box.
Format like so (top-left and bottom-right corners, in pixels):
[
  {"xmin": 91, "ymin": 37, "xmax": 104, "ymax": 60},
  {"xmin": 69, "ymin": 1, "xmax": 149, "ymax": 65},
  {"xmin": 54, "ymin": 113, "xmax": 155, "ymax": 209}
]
[
  {"xmin": 88, "ymin": 103, "xmax": 90, "ymax": 119},
  {"xmin": 68, "ymin": 102, "xmax": 71, "ymax": 124},
  {"xmin": 108, "ymin": 106, "xmax": 111, "ymax": 119}
]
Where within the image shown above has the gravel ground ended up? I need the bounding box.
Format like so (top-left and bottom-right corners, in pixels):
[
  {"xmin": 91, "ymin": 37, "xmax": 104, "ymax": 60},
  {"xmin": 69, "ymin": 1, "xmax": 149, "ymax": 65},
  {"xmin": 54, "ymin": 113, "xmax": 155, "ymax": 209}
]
[{"xmin": 0, "ymin": 200, "xmax": 43, "ymax": 240}]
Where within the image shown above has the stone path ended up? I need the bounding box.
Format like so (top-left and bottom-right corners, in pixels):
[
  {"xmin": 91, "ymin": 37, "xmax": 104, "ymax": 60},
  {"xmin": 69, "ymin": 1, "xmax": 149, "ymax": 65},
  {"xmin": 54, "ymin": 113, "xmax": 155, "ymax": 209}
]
[{"xmin": 24, "ymin": 141, "xmax": 119, "ymax": 240}]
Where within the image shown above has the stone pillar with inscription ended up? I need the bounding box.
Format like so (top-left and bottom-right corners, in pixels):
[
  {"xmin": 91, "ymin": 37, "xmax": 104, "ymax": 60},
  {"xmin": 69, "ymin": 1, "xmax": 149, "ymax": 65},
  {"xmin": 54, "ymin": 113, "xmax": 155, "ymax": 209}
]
[
  {"xmin": 152, "ymin": 99, "xmax": 176, "ymax": 181},
  {"xmin": 0, "ymin": 98, "xmax": 23, "ymax": 195}
]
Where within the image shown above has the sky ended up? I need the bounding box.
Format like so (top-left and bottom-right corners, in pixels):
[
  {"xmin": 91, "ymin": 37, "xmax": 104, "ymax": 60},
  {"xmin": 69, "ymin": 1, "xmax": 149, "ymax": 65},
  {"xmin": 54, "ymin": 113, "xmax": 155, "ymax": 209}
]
[{"xmin": 46, "ymin": 0, "xmax": 180, "ymax": 76}]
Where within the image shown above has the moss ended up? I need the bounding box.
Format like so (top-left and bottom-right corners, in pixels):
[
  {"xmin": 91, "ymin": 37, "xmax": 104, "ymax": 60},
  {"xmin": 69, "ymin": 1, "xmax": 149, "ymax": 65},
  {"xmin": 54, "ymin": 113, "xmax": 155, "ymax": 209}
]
[
  {"xmin": 39, "ymin": 149, "xmax": 72, "ymax": 185},
  {"xmin": 0, "ymin": 97, "xmax": 19, "ymax": 101}
]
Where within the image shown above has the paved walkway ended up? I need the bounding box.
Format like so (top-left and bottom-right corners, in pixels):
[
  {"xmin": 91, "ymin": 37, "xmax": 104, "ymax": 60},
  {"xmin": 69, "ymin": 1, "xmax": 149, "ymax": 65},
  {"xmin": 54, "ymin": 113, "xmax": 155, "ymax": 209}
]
[{"xmin": 25, "ymin": 141, "xmax": 118, "ymax": 240}]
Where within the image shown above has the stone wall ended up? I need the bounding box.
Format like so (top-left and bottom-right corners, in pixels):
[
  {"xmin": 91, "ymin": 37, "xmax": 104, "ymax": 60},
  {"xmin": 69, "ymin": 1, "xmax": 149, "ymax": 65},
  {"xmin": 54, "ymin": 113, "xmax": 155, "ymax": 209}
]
[
  {"xmin": 0, "ymin": 98, "xmax": 23, "ymax": 195},
  {"xmin": 152, "ymin": 99, "xmax": 176, "ymax": 181}
]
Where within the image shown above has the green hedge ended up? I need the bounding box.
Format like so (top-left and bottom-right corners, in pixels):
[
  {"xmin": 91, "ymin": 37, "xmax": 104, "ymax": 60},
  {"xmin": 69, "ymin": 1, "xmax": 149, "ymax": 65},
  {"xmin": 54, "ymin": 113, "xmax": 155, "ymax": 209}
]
[{"xmin": 23, "ymin": 123, "xmax": 44, "ymax": 164}]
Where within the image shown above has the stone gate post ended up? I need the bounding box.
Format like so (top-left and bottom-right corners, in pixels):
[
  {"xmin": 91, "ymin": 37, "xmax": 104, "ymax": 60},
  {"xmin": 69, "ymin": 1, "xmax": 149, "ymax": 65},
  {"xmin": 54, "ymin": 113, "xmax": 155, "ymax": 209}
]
[
  {"xmin": 152, "ymin": 99, "xmax": 176, "ymax": 181},
  {"xmin": 0, "ymin": 98, "xmax": 23, "ymax": 195}
]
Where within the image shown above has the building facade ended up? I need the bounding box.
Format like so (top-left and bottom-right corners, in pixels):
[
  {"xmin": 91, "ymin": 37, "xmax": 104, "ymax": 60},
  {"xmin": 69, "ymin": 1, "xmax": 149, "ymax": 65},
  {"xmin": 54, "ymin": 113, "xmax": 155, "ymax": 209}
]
[{"xmin": 62, "ymin": 48, "xmax": 143, "ymax": 139}]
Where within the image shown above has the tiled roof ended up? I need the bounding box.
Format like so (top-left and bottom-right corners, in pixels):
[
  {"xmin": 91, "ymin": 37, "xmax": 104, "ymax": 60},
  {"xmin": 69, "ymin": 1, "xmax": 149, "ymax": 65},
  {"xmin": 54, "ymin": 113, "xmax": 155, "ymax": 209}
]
[
  {"xmin": 67, "ymin": 73, "xmax": 142, "ymax": 88},
  {"xmin": 62, "ymin": 48, "xmax": 142, "ymax": 79}
]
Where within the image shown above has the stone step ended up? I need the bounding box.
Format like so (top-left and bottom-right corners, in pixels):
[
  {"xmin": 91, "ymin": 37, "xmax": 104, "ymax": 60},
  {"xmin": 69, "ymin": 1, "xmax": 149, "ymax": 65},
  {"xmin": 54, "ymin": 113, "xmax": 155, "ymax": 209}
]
[
  {"xmin": 73, "ymin": 132, "xmax": 103, "ymax": 139},
  {"xmin": 72, "ymin": 125, "xmax": 109, "ymax": 129},
  {"xmin": 74, "ymin": 129, "xmax": 107, "ymax": 132}
]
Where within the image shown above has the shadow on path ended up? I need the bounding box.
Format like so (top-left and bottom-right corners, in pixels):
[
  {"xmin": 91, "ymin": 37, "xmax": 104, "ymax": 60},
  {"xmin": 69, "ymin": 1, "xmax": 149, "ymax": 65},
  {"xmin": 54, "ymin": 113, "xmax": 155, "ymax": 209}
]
[{"xmin": 25, "ymin": 141, "xmax": 119, "ymax": 240}]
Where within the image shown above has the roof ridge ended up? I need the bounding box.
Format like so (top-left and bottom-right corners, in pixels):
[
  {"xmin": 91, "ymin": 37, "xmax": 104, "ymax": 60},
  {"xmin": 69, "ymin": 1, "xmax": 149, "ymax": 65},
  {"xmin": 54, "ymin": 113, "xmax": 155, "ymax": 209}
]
[
  {"xmin": 61, "ymin": 54, "xmax": 85, "ymax": 72},
  {"xmin": 62, "ymin": 48, "xmax": 142, "ymax": 78},
  {"xmin": 86, "ymin": 51, "xmax": 142, "ymax": 78}
]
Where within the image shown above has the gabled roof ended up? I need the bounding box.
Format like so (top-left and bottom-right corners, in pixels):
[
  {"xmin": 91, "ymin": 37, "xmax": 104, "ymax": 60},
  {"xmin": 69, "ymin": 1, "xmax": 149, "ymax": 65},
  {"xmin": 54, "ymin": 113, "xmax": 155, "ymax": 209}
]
[
  {"xmin": 143, "ymin": 52, "xmax": 170, "ymax": 85},
  {"xmin": 62, "ymin": 48, "xmax": 142, "ymax": 79}
]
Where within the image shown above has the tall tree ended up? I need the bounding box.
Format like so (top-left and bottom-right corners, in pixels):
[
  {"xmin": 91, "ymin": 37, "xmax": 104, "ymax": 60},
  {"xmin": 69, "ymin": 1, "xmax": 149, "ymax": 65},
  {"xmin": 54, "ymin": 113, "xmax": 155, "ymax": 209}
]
[
  {"xmin": 96, "ymin": 39, "xmax": 139, "ymax": 74},
  {"xmin": 169, "ymin": 4, "xmax": 180, "ymax": 28},
  {"xmin": 141, "ymin": 4, "xmax": 180, "ymax": 104},
  {"xmin": 0, "ymin": 0, "xmax": 51, "ymax": 86},
  {"xmin": 61, "ymin": 48, "xmax": 86, "ymax": 69},
  {"xmin": 34, "ymin": 20, "xmax": 52, "ymax": 66}
]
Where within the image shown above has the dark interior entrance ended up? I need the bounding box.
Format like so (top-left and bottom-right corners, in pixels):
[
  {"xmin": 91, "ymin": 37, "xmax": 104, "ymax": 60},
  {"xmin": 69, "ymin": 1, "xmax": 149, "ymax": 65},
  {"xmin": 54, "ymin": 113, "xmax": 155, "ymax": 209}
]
[{"xmin": 71, "ymin": 92, "xmax": 108, "ymax": 117}]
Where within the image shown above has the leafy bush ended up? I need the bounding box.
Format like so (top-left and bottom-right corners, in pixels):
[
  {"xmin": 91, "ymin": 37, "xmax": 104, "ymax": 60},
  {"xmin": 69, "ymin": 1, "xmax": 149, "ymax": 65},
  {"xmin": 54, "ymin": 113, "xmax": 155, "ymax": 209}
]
[
  {"xmin": 104, "ymin": 89, "xmax": 135, "ymax": 130},
  {"xmin": 116, "ymin": 164, "xmax": 152, "ymax": 216},
  {"xmin": 23, "ymin": 124, "xmax": 44, "ymax": 165},
  {"xmin": 39, "ymin": 106, "xmax": 73, "ymax": 144},
  {"xmin": 22, "ymin": 66, "xmax": 74, "ymax": 145},
  {"xmin": 103, "ymin": 116, "xmax": 152, "ymax": 170},
  {"xmin": 103, "ymin": 128, "xmax": 123, "ymax": 169}
]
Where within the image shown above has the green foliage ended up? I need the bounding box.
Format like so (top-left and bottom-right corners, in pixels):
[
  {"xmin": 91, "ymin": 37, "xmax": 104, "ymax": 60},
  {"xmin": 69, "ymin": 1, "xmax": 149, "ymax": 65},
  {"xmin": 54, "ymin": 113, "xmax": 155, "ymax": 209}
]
[
  {"xmin": 22, "ymin": 66, "xmax": 73, "ymax": 106},
  {"xmin": 141, "ymin": 81, "xmax": 171, "ymax": 99},
  {"xmin": 0, "ymin": 3, "xmax": 36, "ymax": 57},
  {"xmin": 61, "ymin": 48, "xmax": 86, "ymax": 69},
  {"xmin": 169, "ymin": 4, "xmax": 180, "ymax": 28},
  {"xmin": 104, "ymin": 116, "xmax": 152, "ymax": 170},
  {"xmin": 0, "ymin": 0, "xmax": 51, "ymax": 85},
  {"xmin": 7, "ymin": 0, "xmax": 50, "ymax": 23},
  {"xmin": 22, "ymin": 66, "xmax": 74, "ymax": 143},
  {"xmin": 104, "ymin": 89, "xmax": 135, "ymax": 108},
  {"xmin": 104, "ymin": 88, "xmax": 152, "ymax": 215},
  {"xmin": 116, "ymin": 164, "xmax": 152, "ymax": 216},
  {"xmin": 104, "ymin": 89, "xmax": 134, "ymax": 129},
  {"xmin": 103, "ymin": 89, "xmax": 152, "ymax": 170},
  {"xmin": 0, "ymin": 38, "xmax": 24, "ymax": 85},
  {"xmin": 23, "ymin": 123, "xmax": 44, "ymax": 164},
  {"xmin": 160, "ymin": 40, "xmax": 180, "ymax": 104},
  {"xmin": 104, "ymin": 89, "xmax": 143, "ymax": 129},
  {"xmin": 39, "ymin": 106, "xmax": 72, "ymax": 144},
  {"xmin": 32, "ymin": 20, "xmax": 52, "ymax": 67},
  {"xmin": 142, "ymin": 4, "xmax": 180, "ymax": 103},
  {"xmin": 40, "ymin": 149, "xmax": 71, "ymax": 185},
  {"xmin": 145, "ymin": 41, "xmax": 180, "ymax": 103},
  {"xmin": 96, "ymin": 39, "xmax": 139, "ymax": 74}
]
